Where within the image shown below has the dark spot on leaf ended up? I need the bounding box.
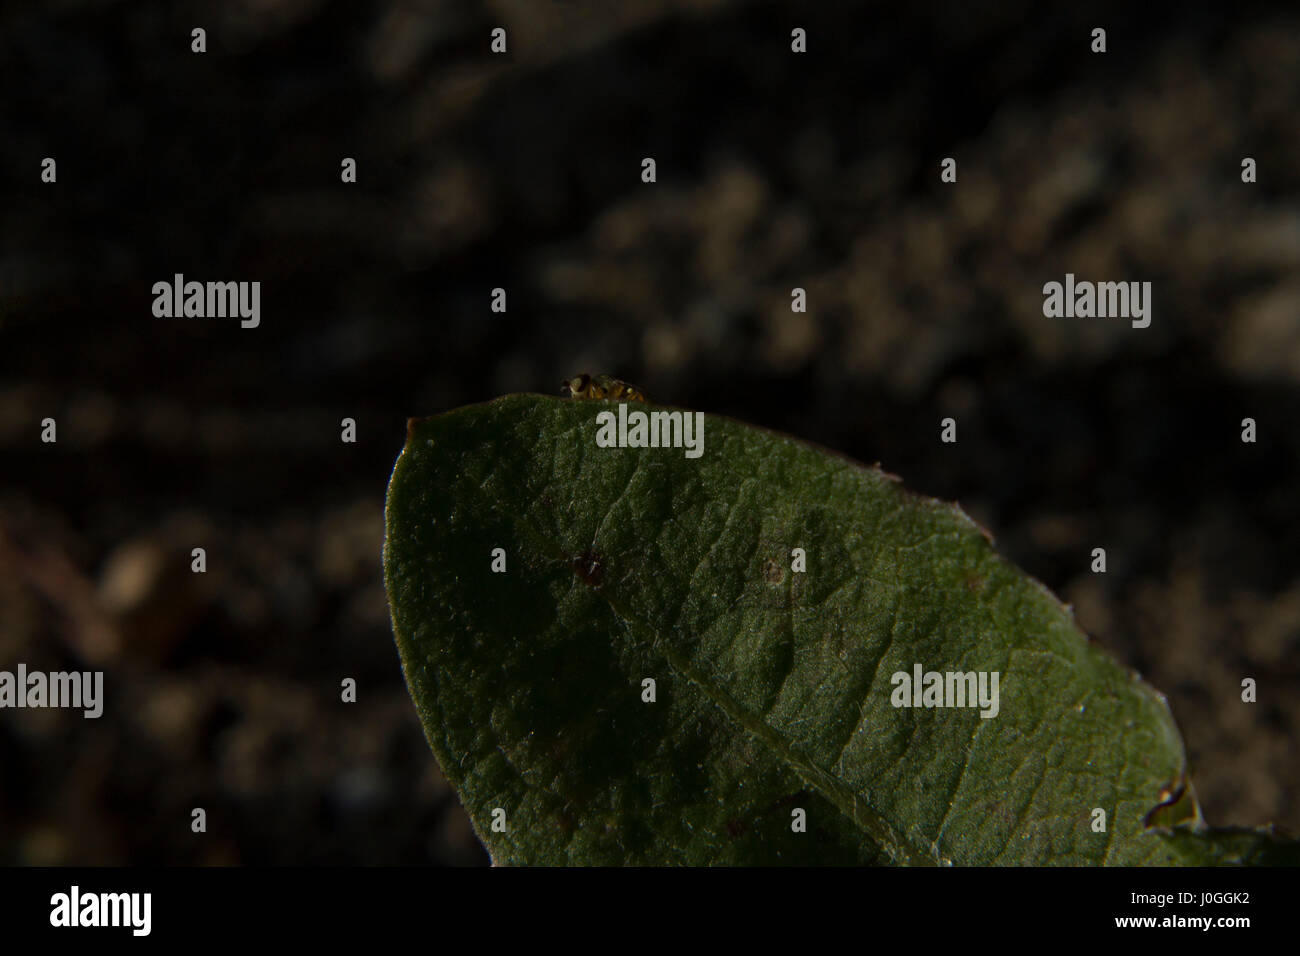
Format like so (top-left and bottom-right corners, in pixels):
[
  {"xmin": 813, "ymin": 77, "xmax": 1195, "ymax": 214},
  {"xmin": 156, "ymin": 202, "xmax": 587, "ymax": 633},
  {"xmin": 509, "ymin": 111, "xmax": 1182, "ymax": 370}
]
[
  {"xmin": 725, "ymin": 817, "xmax": 746, "ymax": 839},
  {"xmin": 762, "ymin": 557, "xmax": 783, "ymax": 584},
  {"xmin": 768, "ymin": 792, "xmax": 806, "ymax": 812},
  {"xmin": 572, "ymin": 547, "xmax": 605, "ymax": 588}
]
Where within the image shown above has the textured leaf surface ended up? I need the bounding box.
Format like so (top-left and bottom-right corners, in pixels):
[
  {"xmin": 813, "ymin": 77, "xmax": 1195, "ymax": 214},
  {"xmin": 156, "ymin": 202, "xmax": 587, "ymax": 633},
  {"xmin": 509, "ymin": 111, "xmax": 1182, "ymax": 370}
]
[{"xmin": 384, "ymin": 394, "xmax": 1295, "ymax": 865}]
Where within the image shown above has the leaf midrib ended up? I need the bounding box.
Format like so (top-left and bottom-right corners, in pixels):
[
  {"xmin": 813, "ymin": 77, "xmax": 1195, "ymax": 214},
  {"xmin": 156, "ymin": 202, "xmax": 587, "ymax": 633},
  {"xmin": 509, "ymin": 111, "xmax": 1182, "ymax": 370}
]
[{"xmin": 591, "ymin": 582, "xmax": 943, "ymax": 866}]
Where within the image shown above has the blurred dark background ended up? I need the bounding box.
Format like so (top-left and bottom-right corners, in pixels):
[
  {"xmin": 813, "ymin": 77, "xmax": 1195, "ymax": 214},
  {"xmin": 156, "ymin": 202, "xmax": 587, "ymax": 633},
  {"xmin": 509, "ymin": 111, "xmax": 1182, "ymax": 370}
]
[{"xmin": 1, "ymin": 0, "xmax": 1297, "ymax": 864}]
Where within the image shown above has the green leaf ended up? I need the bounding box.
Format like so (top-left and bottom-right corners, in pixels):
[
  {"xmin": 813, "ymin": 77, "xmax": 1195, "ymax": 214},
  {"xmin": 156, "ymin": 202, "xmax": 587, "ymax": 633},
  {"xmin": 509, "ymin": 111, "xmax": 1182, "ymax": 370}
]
[{"xmin": 383, "ymin": 394, "xmax": 1297, "ymax": 865}]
